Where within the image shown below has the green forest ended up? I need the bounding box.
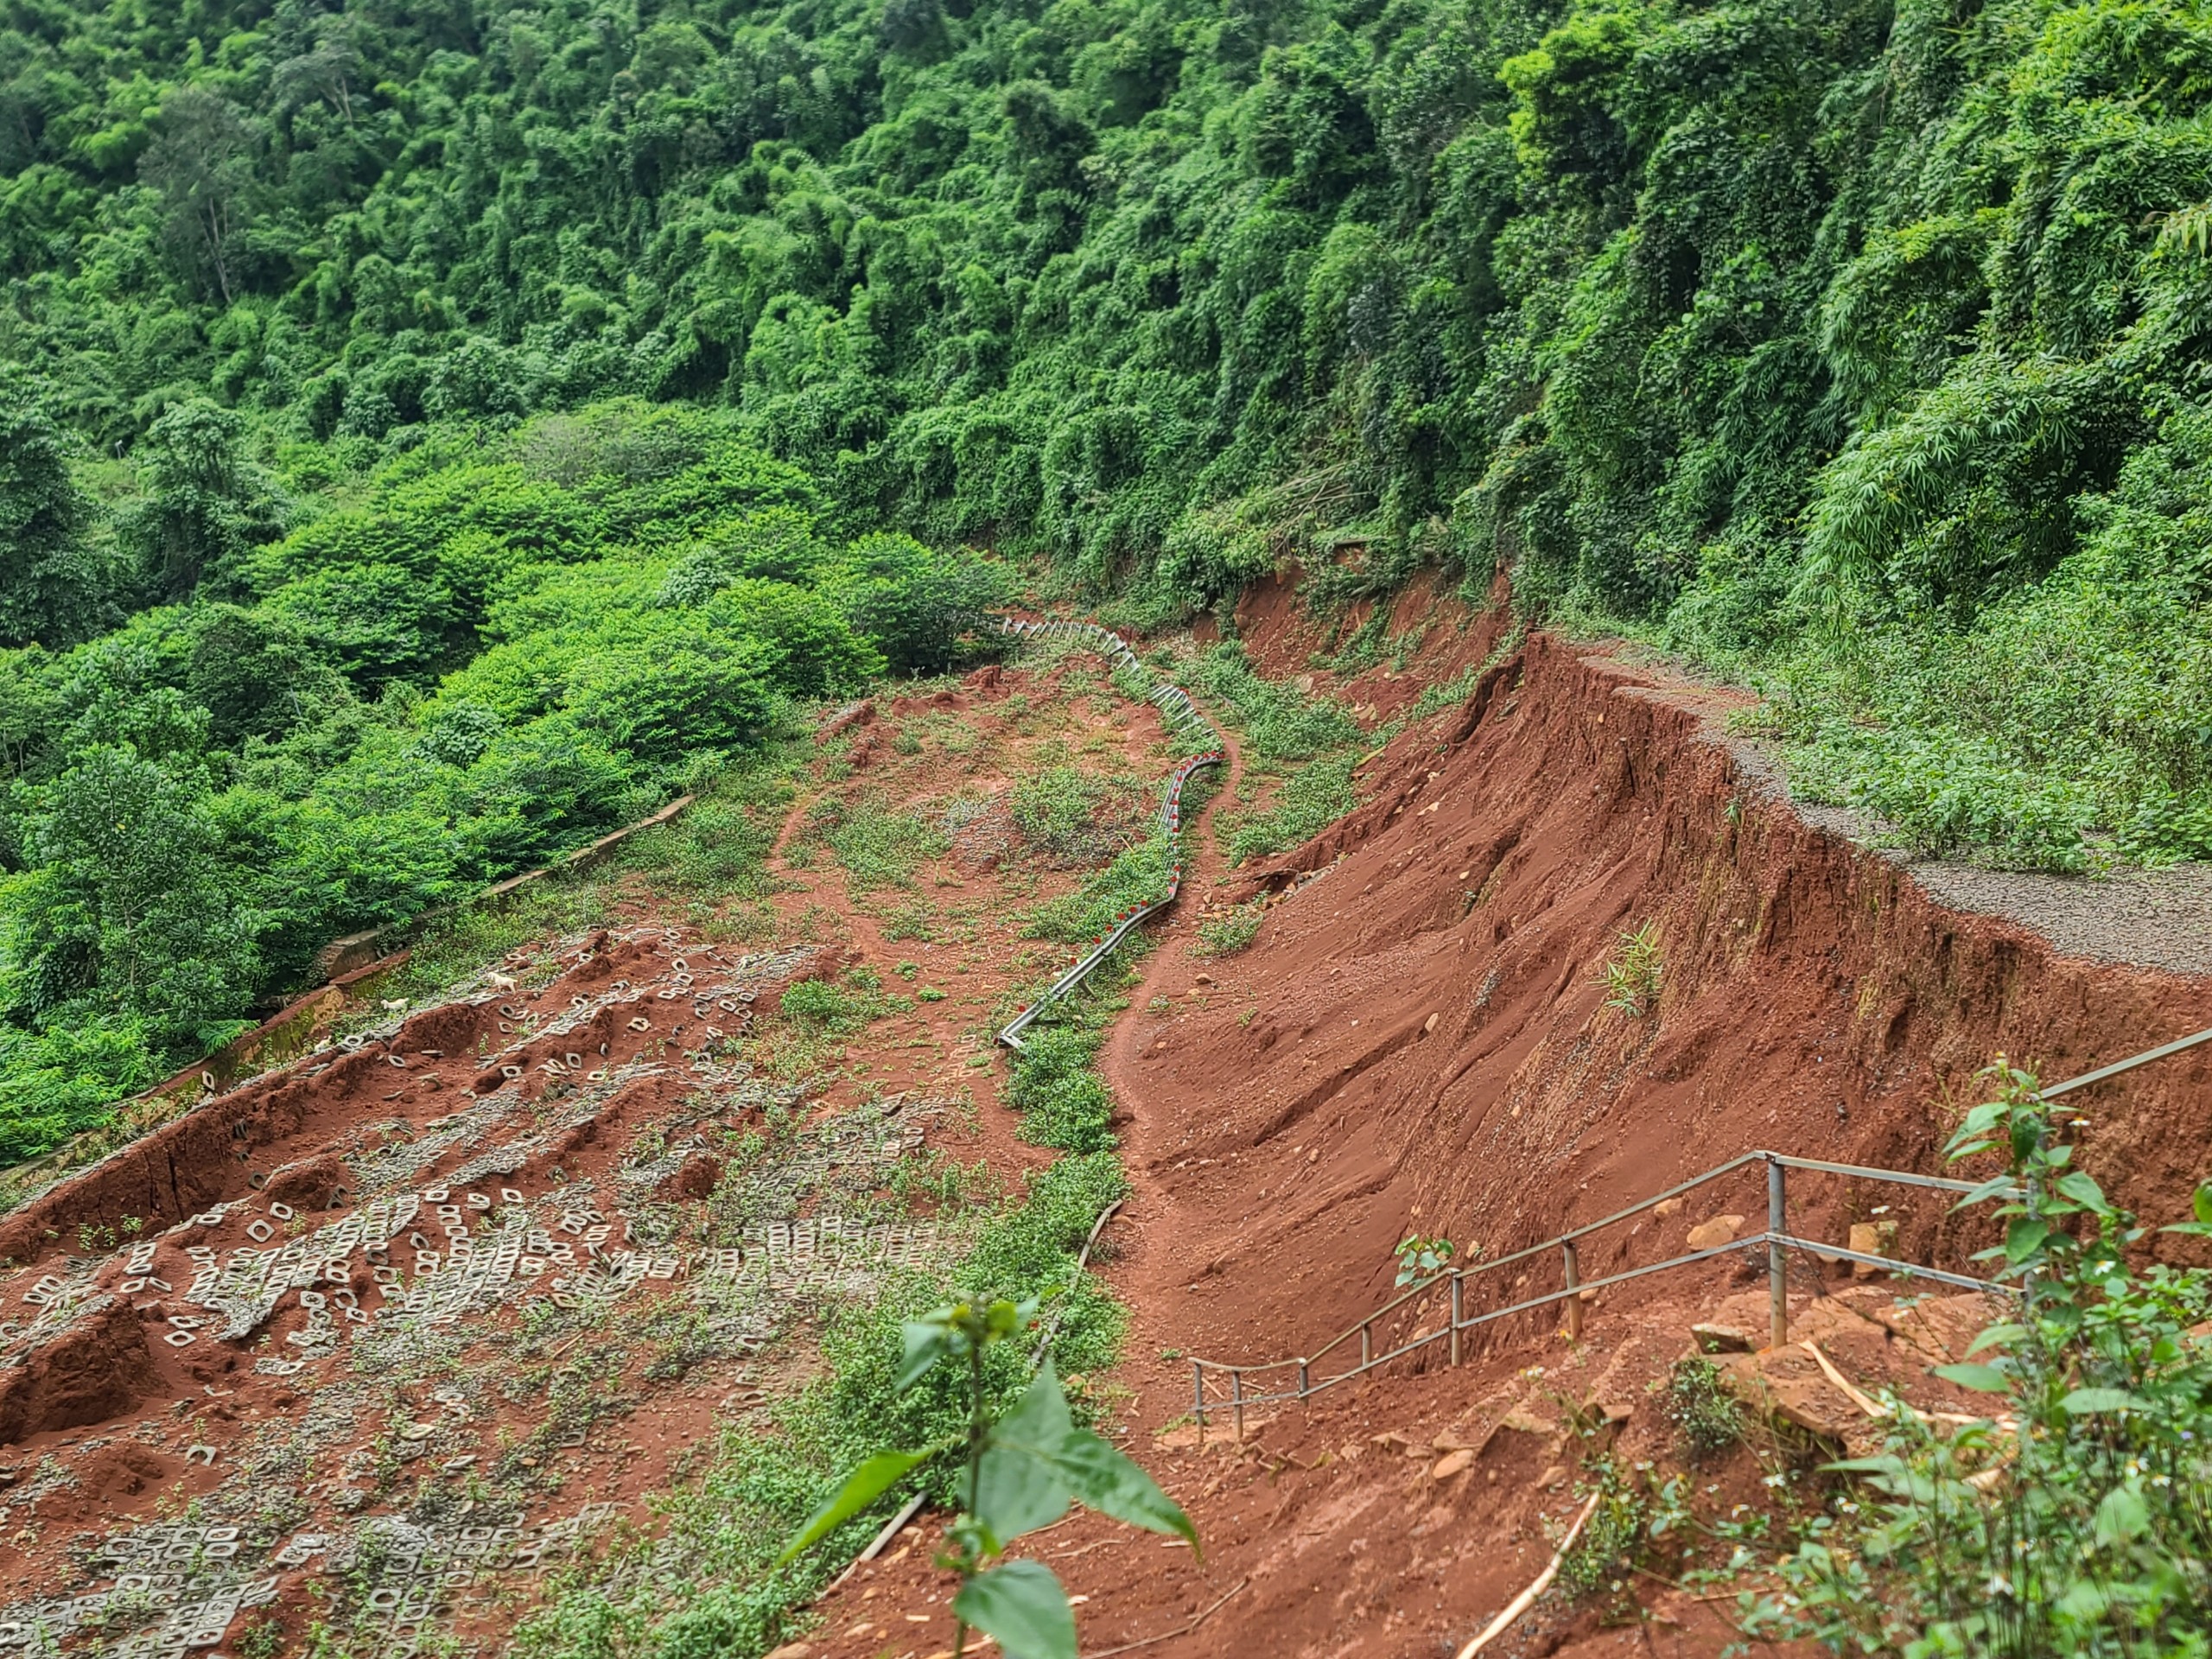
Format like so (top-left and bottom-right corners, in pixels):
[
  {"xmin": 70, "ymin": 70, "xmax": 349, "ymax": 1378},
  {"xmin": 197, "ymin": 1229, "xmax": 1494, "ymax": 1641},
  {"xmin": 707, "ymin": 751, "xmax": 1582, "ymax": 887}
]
[{"xmin": 3, "ymin": 0, "xmax": 2209, "ymax": 1156}]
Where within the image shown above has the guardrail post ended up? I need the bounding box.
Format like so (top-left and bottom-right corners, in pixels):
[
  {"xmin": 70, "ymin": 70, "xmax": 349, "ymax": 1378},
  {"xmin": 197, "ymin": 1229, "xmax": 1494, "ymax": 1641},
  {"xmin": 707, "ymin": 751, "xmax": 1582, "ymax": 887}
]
[
  {"xmin": 1230, "ymin": 1370, "xmax": 1245, "ymax": 1441},
  {"xmin": 1297, "ymin": 1358, "xmax": 1310, "ymax": 1399},
  {"xmin": 1192, "ymin": 1360, "xmax": 1205, "ymax": 1437},
  {"xmin": 1768, "ymin": 1154, "xmax": 1788, "ymax": 1350},
  {"xmin": 1360, "ymin": 1322, "xmax": 1371, "ymax": 1367},
  {"xmin": 1562, "ymin": 1241, "xmax": 1582, "ymax": 1340},
  {"xmin": 1449, "ymin": 1270, "xmax": 1464, "ymax": 1367}
]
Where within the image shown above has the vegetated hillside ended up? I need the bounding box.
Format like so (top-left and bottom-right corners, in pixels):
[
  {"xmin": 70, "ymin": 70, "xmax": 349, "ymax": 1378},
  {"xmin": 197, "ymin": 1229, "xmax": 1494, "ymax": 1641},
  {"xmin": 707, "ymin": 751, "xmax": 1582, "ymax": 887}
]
[
  {"xmin": 4, "ymin": 0, "xmax": 2211, "ymax": 874},
  {"xmin": 0, "ymin": 397, "xmax": 1006, "ymax": 1163}
]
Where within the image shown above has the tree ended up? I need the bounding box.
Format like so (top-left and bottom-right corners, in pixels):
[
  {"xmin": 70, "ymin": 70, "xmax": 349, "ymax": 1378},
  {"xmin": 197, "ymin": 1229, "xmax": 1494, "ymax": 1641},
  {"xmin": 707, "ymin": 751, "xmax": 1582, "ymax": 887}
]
[
  {"xmin": 139, "ymin": 88, "xmax": 262, "ymax": 303},
  {"xmin": 117, "ymin": 399, "xmax": 282, "ymax": 601},
  {"xmin": 824, "ymin": 535, "xmax": 1011, "ymax": 676},
  {"xmin": 271, "ymin": 17, "xmax": 365, "ymax": 125},
  {"xmin": 0, "ymin": 379, "xmax": 111, "ymax": 650},
  {"xmin": 16, "ymin": 743, "xmax": 264, "ymax": 1047}
]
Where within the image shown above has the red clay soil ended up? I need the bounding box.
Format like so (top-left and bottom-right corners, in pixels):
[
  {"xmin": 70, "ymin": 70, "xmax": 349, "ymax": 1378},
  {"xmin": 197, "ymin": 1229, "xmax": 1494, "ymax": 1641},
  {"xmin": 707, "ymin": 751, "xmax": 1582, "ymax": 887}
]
[
  {"xmin": 801, "ymin": 580, "xmax": 2209, "ymax": 1659},
  {"xmin": 7, "ymin": 588, "xmax": 2209, "ymax": 1659}
]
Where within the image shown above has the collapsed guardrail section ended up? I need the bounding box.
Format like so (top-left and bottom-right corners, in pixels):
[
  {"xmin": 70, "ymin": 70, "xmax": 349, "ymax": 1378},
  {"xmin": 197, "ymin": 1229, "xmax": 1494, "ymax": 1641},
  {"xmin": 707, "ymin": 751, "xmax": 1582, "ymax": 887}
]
[
  {"xmin": 1186, "ymin": 1025, "xmax": 2212, "ymax": 1436},
  {"xmin": 994, "ymin": 617, "xmax": 1224, "ymax": 1051}
]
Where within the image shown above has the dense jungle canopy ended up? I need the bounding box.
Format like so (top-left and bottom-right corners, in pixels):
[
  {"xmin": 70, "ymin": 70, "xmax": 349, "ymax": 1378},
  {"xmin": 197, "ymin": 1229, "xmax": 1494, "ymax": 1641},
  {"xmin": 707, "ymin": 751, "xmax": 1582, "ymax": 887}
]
[{"xmin": 2, "ymin": 0, "xmax": 2209, "ymax": 1155}]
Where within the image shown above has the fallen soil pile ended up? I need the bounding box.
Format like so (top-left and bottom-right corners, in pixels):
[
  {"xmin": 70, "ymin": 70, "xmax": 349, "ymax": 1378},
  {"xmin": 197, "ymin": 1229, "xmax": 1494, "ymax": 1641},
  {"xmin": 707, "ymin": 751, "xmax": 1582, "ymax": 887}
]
[
  {"xmin": 814, "ymin": 583, "xmax": 2209, "ymax": 1658},
  {"xmin": 3, "ymin": 591, "xmax": 2208, "ymax": 1659}
]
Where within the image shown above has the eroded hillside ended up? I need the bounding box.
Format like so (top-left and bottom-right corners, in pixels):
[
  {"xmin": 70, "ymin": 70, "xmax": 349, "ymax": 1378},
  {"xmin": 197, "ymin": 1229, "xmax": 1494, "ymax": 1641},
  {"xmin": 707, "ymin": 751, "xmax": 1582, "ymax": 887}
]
[{"xmin": 4, "ymin": 593, "xmax": 2209, "ymax": 1659}]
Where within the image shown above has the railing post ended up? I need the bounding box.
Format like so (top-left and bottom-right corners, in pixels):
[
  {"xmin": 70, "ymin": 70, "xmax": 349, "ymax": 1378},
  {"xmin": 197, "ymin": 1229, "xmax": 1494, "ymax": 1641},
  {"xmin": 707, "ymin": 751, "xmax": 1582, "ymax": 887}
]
[
  {"xmin": 1360, "ymin": 1322, "xmax": 1371, "ymax": 1367},
  {"xmin": 1450, "ymin": 1270, "xmax": 1464, "ymax": 1367},
  {"xmin": 1562, "ymin": 1241, "xmax": 1582, "ymax": 1340},
  {"xmin": 1230, "ymin": 1369, "xmax": 1245, "ymax": 1442},
  {"xmin": 1192, "ymin": 1359, "xmax": 1205, "ymax": 1436},
  {"xmin": 1768, "ymin": 1154, "xmax": 1788, "ymax": 1350},
  {"xmin": 1298, "ymin": 1358, "xmax": 1310, "ymax": 1399}
]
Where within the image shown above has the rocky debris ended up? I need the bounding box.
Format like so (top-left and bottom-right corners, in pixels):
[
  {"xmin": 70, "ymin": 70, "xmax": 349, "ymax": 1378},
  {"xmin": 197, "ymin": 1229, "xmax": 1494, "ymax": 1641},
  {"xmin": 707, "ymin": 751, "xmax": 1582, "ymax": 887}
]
[
  {"xmin": 1689, "ymin": 1322, "xmax": 1753, "ymax": 1354},
  {"xmin": 1848, "ymin": 1219, "xmax": 1901, "ymax": 1275},
  {"xmin": 1686, "ymin": 1213, "xmax": 1745, "ymax": 1252}
]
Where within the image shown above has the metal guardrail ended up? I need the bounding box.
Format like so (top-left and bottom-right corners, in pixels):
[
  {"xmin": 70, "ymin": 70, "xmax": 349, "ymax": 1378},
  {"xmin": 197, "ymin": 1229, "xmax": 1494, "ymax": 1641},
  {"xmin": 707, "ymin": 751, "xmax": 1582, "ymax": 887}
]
[
  {"xmin": 994, "ymin": 618, "xmax": 1225, "ymax": 1051},
  {"xmin": 1188, "ymin": 1027, "xmax": 2212, "ymax": 1435}
]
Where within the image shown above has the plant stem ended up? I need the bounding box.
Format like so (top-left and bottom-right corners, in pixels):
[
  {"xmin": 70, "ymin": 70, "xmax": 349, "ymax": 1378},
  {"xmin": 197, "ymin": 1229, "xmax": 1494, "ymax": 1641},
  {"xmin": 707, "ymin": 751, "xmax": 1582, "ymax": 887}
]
[{"xmin": 952, "ymin": 1332, "xmax": 988, "ymax": 1659}]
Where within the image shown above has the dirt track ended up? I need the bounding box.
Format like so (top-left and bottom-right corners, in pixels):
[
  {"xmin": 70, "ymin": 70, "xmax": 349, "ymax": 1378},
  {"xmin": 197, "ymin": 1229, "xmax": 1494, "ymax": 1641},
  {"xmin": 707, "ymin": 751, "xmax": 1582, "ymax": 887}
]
[
  {"xmin": 5, "ymin": 588, "xmax": 2209, "ymax": 1659},
  {"xmin": 817, "ymin": 579, "xmax": 2209, "ymax": 1659}
]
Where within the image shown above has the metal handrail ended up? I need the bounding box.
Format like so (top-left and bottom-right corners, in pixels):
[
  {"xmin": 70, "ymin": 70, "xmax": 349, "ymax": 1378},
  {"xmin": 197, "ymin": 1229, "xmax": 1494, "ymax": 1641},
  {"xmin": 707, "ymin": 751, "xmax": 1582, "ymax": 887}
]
[
  {"xmin": 1186, "ymin": 1025, "xmax": 2212, "ymax": 1433},
  {"xmin": 993, "ymin": 618, "xmax": 1225, "ymax": 1050}
]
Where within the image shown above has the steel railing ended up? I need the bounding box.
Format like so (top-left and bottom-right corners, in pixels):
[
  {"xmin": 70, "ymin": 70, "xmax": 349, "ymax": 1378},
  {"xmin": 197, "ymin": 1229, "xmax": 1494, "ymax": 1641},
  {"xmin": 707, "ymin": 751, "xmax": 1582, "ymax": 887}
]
[
  {"xmin": 994, "ymin": 618, "xmax": 1224, "ymax": 1050},
  {"xmin": 1189, "ymin": 1025, "xmax": 2212, "ymax": 1435}
]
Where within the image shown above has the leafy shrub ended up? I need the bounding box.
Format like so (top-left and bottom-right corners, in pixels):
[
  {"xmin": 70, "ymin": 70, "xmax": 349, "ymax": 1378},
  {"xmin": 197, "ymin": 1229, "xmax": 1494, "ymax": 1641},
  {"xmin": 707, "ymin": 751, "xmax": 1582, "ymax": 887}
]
[
  {"xmin": 1663, "ymin": 1357, "xmax": 1743, "ymax": 1461},
  {"xmin": 1751, "ymin": 1065, "xmax": 2212, "ymax": 1655}
]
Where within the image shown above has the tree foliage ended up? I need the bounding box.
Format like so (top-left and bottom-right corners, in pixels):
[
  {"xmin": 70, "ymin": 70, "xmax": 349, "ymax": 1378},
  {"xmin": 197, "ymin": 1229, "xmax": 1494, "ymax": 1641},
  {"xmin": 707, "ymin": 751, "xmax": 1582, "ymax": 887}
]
[
  {"xmin": 0, "ymin": 401, "xmax": 1001, "ymax": 1162},
  {"xmin": 3, "ymin": 0, "xmax": 2210, "ymax": 1133}
]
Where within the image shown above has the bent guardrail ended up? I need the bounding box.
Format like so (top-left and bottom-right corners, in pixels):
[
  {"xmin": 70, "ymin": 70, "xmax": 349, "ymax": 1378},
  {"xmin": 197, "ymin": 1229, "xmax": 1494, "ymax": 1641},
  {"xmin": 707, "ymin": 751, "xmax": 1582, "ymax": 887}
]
[
  {"xmin": 1187, "ymin": 1025, "xmax": 2212, "ymax": 1436},
  {"xmin": 995, "ymin": 618, "xmax": 1225, "ymax": 1051}
]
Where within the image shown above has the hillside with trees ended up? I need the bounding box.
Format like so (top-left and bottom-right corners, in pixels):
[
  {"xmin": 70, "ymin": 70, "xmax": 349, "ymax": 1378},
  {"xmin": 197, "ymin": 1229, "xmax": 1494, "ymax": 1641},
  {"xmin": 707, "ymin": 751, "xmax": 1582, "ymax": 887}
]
[{"xmin": 2, "ymin": 0, "xmax": 2209, "ymax": 1146}]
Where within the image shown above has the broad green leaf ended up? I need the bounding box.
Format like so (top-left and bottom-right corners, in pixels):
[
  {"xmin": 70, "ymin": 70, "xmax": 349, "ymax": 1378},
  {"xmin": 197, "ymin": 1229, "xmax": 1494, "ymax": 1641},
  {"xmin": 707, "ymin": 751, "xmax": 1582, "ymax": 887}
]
[
  {"xmin": 897, "ymin": 1319, "xmax": 957, "ymax": 1391},
  {"xmin": 2196, "ymin": 1184, "xmax": 2212, "ymax": 1227},
  {"xmin": 974, "ymin": 1363, "xmax": 1077, "ymax": 1542},
  {"xmin": 952, "ymin": 1559, "xmax": 1077, "ymax": 1659},
  {"xmin": 2004, "ymin": 1217, "xmax": 2049, "ymax": 1264},
  {"xmin": 1933, "ymin": 1363, "xmax": 2012, "ymax": 1394},
  {"xmin": 1035, "ymin": 1427, "xmax": 1198, "ymax": 1548},
  {"xmin": 1946, "ymin": 1103, "xmax": 2005, "ymax": 1153},
  {"xmin": 2061, "ymin": 1387, "xmax": 2146, "ymax": 1414},
  {"xmin": 778, "ymin": 1446, "xmax": 937, "ymax": 1564},
  {"xmin": 2056, "ymin": 1579, "xmax": 2113, "ymax": 1621},
  {"xmin": 2094, "ymin": 1481, "xmax": 2149, "ymax": 1548},
  {"xmin": 1948, "ymin": 1173, "xmax": 2017, "ymax": 1211},
  {"xmin": 1823, "ymin": 1454, "xmax": 1910, "ymax": 1473},
  {"xmin": 2054, "ymin": 1170, "xmax": 2109, "ymax": 1213},
  {"xmin": 1964, "ymin": 1324, "xmax": 2028, "ymax": 1357}
]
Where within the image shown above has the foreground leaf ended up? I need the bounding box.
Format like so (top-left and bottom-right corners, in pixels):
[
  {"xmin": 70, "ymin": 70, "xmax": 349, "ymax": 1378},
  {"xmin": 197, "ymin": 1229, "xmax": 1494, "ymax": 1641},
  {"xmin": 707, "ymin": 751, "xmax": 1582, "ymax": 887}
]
[
  {"xmin": 1933, "ymin": 1362, "xmax": 2012, "ymax": 1394},
  {"xmin": 1963, "ymin": 1324, "xmax": 2028, "ymax": 1357},
  {"xmin": 2094, "ymin": 1480, "xmax": 2149, "ymax": 1548},
  {"xmin": 897, "ymin": 1318, "xmax": 958, "ymax": 1390},
  {"xmin": 1035, "ymin": 1427, "xmax": 1198, "ymax": 1548},
  {"xmin": 974, "ymin": 1363, "xmax": 1077, "ymax": 1542},
  {"xmin": 778, "ymin": 1446, "xmax": 936, "ymax": 1564},
  {"xmin": 953, "ymin": 1559, "xmax": 1077, "ymax": 1659},
  {"xmin": 2061, "ymin": 1387, "xmax": 2147, "ymax": 1414}
]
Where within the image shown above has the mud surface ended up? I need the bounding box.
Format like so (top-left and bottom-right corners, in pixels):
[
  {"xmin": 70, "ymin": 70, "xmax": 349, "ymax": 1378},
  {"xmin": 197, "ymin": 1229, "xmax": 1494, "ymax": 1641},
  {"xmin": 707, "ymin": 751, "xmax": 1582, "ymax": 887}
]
[{"xmin": 5, "ymin": 588, "xmax": 2208, "ymax": 1659}]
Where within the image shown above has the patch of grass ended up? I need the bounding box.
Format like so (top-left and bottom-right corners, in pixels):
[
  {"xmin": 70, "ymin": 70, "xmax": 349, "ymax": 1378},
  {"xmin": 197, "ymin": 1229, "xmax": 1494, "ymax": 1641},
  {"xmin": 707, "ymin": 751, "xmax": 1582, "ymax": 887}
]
[
  {"xmin": 1601, "ymin": 922, "xmax": 1663, "ymax": 1017},
  {"xmin": 1221, "ymin": 752, "xmax": 1361, "ymax": 866},
  {"xmin": 1663, "ymin": 1357, "xmax": 1742, "ymax": 1461},
  {"xmin": 808, "ymin": 791, "xmax": 950, "ymax": 889},
  {"xmin": 1022, "ymin": 836, "xmax": 1173, "ymax": 947},
  {"xmin": 1005, "ymin": 1024, "xmax": 1118, "ymax": 1154},
  {"xmin": 1194, "ymin": 901, "xmax": 1266, "ymax": 957},
  {"xmin": 1185, "ymin": 641, "xmax": 1364, "ymax": 762},
  {"xmin": 1011, "ymin": 764, "xmax": 1151, "ymax": 866}
]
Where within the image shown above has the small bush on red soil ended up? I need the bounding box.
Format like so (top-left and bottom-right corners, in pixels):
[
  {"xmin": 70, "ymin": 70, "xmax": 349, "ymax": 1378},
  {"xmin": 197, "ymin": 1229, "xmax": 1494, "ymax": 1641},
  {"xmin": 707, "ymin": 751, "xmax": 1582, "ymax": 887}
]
[{"xmin": 1751, "ymin": 1064, "xmax": 2212, "ymax": 1655}]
